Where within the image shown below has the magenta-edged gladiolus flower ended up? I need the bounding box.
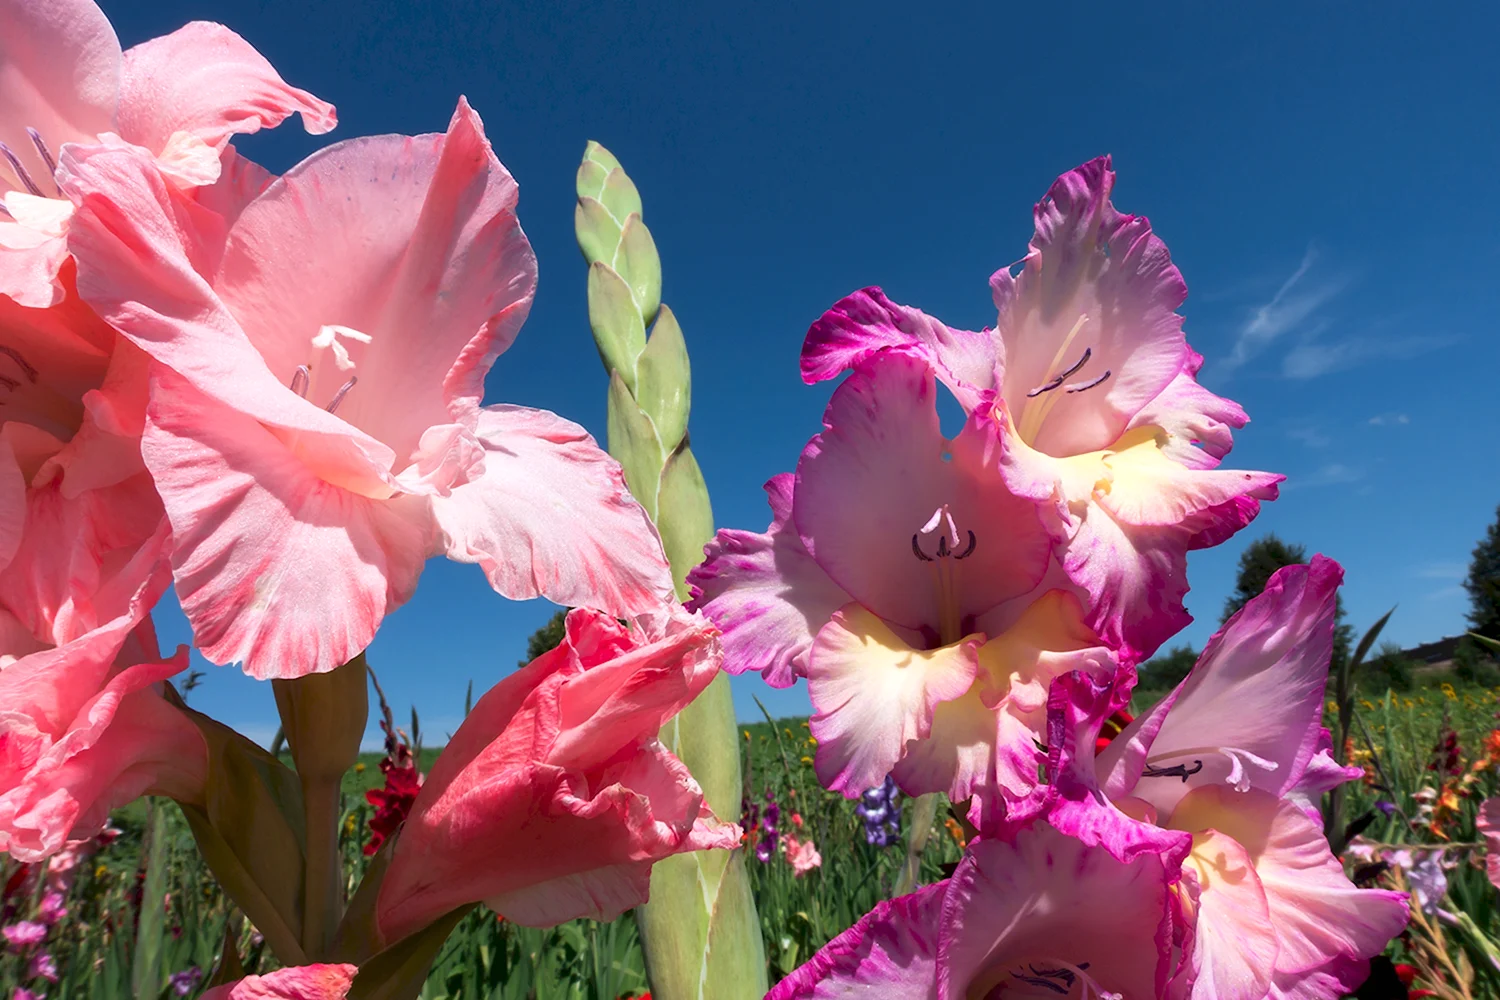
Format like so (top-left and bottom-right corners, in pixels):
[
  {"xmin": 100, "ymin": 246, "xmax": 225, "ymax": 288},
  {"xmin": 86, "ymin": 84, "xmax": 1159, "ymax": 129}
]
[
  {"xmin": 58, "ymin": 98, "xmax": 675, "ymax": 680},
  {"xmin": 0, "ymin": 530, "xmax": 206, "ymax": 862},
  {"xmin": 1048, "ymin": 557, "xmax": 1408, "ymax": 1000},
  {"xmin": 801, "ymin": 157, "xmax": 1282, "ymax": 661},
  {"xmin": 375, "ymin": 605, "xmax": 739, "ymax": 945},
  {"xmin": 0, "ymin": 0, "xmax": 334, "ymax": 308},
  {"xmin": 691, "ymin": 351, "xmax": 1120, "ymax": 827},
  {"xmin": 1480, "ymin": 797, "xmax": 1500, "ymax": 890},
  {"xmin": 199, "ymin": 964, "xmax": 356, "ymax": 1000},
  {"xmin": 769, "ymin": 822, "xmax": 1175, "ymax": 999},
  {"xmin": 1, "ymin": 920, "xmax": 45, "ymax": 949}
]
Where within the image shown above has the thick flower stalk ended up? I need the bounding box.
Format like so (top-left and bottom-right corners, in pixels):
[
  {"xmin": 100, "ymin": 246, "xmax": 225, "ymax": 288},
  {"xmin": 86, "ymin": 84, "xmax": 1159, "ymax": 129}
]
[{"xmin": 574, "ymin": 142, "xmax": 766, "ymax": 998}]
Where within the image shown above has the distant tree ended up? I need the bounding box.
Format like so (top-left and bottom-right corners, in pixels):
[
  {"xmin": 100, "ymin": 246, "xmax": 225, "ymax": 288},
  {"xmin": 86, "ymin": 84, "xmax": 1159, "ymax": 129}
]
[
  {"xmin": 1464, "ymin": 503, "xmax": 1500, "ymax": 641},
  {"xmin": 520, "ymin": 608, "xmax": 568, "ymax": 667},
  {"xmin": 1453, "ymin": 637, "xmax": 1500, "ymax": 687},
  {"xmin": 1222, "ymin": 534, "xmax": 1353, "ymax": 671},
  {"xmin": 1140, "ymin": 645, "xmax": 1198, "ymax": 690},
  {"xmin": 1365, "ymin": 640, "xmax": 1414, "ymax": 692}
]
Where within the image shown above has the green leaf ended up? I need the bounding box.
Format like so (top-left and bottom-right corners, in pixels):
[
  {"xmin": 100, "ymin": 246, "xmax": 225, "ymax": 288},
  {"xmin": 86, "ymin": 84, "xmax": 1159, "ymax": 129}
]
[
  {"xmin": 656, "ymin": 444, "xmax": 713, "ymax": 599},
  {"xmin": 131, "ymin": 802, "xmax": 171, "ymax": 999},
  {"xmin": 617, "ymin": 214, "xmax": 662, "ymax": 327},
  {"xmin": 205, "ymin": 914, "xmax": 246, "ymax": 989},
  {"xmin": 583, "ymin": 139, "xmax": 623, "ymax": 175},
  {"xmin": 600, "ymin": 167, "xmax": 643, "ymax": 224},
  {"xmin": 1469, "ymin": 631, "xmax": 1500, "ymax": 653},
  {"xmin": 331, "ymin": 841, "xmax": 393, "ymax": 964},
  {"xmin": 346, "ymin": 906, "xmax": 473, "ymax": 1000},
  {"xmin": 1350, "ymin": 608, "xmax": 1396, "ymax": 673},
  {"xmin": 636, "ymin": 305, "xmax": 691, "ymax": 455},
  {"xmin": 606, "ymin": 371, "xmax": 663, "ymax": 519},
  {"xmin": 588, "ymin": 262, "xmax": 647, "ymax": 383},
  {"xmin": 272, "ymin": 653, "xmax": 368, "ymax": 783},
  {"xmin": 575, "ymin": 197, "xmax": 621, "ymax": 267}
]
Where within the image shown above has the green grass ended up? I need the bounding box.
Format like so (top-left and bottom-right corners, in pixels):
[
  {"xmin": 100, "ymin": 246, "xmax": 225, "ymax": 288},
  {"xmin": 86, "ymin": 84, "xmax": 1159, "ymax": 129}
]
[{"xmin": 3, "ymin": 684, "xmax": 1497, "ymax": 998}]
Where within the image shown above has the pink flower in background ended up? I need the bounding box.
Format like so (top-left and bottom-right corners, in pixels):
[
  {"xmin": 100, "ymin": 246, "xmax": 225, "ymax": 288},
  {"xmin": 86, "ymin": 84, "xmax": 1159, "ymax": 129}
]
[
  {"xmin": 375, "ymin": 605, "xmax": 738, "ymax": 945},
  {"xmin": 801, "ymin": 156, "xmax": 1281, "ymax": 661},
  {"xmin": 61, "ymin": 98, "xmax": 675, "ymax": 680},
  {"xmin": 782, "ymin": 834, "xmax": 821, "ymax": 876},
  {"xmin": 1479, "ymin": 797, "xmax": 1500, "ymax": 890},
  {"xmin": 200, "ymin": 964, "xmax": 356, "ymax": 1000},
  {"xmin": 1049, "ymin": 558, "xmax": 1408, "ymax": 1000},
  {"xmin": 35, "ymin": 892, "xmax": 65, "ymax": 926},
  {"xmin": 26, "ymin": 951, "xmax": 56, "ymax": 983},
  {"xmin": 0, "ymin": 533, "xmax": 207, "ymax": 862},
  {"xmin": 1, "ymin": 920, "xmax": 45, "ymax": 949},
  {"xmin": 0, "ymin": 0, "xmax": 334, "ymax": 308},
  {"xmin": 768, "ymin": 822, "xmax": 1174, "ymax": 999},
  {"xmin": 692, "ymin": 352, "xmax": 1119, "ymax": 829}
]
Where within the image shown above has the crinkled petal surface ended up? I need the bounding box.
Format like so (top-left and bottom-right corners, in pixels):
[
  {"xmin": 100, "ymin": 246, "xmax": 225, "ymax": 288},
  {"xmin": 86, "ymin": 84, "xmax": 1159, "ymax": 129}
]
[
  {"xmin": 431, "ymin": 404, "xmax": 673, "ymax": 618},
  {"xmin": 687, "ymin": 474, "xmax": 850, "ymax": 688},
  {"xmin": 200, "ymin": 964, "xmax": 357, "ymax": 1000}
]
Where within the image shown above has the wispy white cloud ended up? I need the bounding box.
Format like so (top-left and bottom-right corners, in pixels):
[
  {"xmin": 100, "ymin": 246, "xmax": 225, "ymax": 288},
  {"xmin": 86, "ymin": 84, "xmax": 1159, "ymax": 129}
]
[
  {"xmin": 1416, "ymin": 561, "xmax": 1467, "ymax": 581},
  {"xmin": 1282, "ymin": 463, "xmax": 1365, "ymax": 491},
  {"xmin": 1369, "ymin": 412, "xmax": 1411, "ymax": 426},
  {"xmin": 1282, "ymin": 333, "xmax": 1460, "ymax": 380},
  {"xmin": 1424, "ymin": 585, "xmax": 1465, "ymax": 603},
  {"xmin": 1286, "ymin": 423, "xmax": 1332, "ymax": 448},
  {"xmin": 1221, "ymin": 247, "xmax": 1346, "ymax": 373}
]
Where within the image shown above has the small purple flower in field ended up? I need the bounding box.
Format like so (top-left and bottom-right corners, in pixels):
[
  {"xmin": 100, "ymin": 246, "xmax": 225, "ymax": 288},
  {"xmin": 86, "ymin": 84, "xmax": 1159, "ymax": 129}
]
[
  {"xmin": 26, "ymin": 952, "xmax": 57, "ymax": 984},
  {"xmin": 856, "ymin": 776, "xmax": 901, "ymax": 847},
  {"xmin": 168, "ymin": 967, "xmax": 203, "ymax": 996},
  {"xmin": 1374, "ymin": 800, "xmax": 1397, "ymax": 817},
  {"xmin": 755, "ymin": 790, "xmax": 782, "ymax": 862},
  {"xmin": 2, "ymin": 921, "xmax": 46, "ymax": 950}
]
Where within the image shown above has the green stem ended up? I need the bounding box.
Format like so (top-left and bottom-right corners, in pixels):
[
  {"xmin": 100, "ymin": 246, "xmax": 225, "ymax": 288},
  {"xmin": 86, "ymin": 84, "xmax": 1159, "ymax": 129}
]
[
  {"xmin": 301, "ymin": 775, "xmax": 343, "ymax": 960},
  {"xmin": 892, "ymin": 792, "xmax": 938, "ymax": 897}
]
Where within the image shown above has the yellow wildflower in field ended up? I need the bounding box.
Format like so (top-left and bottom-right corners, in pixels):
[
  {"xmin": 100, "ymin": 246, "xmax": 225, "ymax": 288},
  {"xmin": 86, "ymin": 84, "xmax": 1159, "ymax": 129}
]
[
  {"xmin": 1440, "ymin": 683, "xmax": 1457, "ymax": 701},
  {"xmin": 800, "ymin": 755, "xmax": 814, "ymax": 766}
]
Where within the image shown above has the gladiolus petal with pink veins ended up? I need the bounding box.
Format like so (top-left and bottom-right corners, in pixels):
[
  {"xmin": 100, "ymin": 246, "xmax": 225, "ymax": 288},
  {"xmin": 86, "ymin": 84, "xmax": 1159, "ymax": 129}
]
[
  {"xmin": 61, "ymin": 99, "xmax": 674, "ymax": 679},
  {"xmin": 200, "ymin": 964, "xmax": 356, "ymax": 1000}
]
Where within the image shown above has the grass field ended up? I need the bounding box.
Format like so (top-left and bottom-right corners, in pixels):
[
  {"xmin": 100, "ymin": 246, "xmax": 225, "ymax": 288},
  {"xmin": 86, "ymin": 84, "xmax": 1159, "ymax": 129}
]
[{"xmin": 2, "ymin": 674, "xmax": 1496, "ymax": 998}]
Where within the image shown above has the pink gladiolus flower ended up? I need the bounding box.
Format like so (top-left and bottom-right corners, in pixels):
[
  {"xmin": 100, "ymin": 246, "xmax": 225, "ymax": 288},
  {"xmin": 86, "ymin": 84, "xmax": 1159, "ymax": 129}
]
[
  {"xmin": 35, "ymin": 892, "xmax": 65, "ymax": 926},
  {"xmin": 1479, "ymin": 797, "xmax": 1500, "ymax": 890},
  {"xmin": 801, "ymin": 156, "xmax": 1282, "ymax": 660},
  {"xmin": 769, "ymin": 822, "xmax": 1174, "ymax": 999},
  {"xmin": 1, "ymin": 920, "xmax": 45, "ymax": 949},
  {"xmin": 0, "ymin": 0, "xmax": 334, "ymax": 309},
  {"xmin": 26, "ymin": 951, "xmax": 56, "ymax": 983},
  {"xmin": 59, "ymin": 98, "xmax": 674, "ymax": 680},
  {"xmin": 781, "ymin": 834, "xmax": 821, "ymax": 876},
  {"xmin": 199, "ymin": 964, "xmax": 356, "ymax": 1000},
  {"xmin": 375, "ymin": 606, "xmax": 739, "ymax": 945},
  {"xmin": 1049, "ymin": 558, "xmax": 1408, "ymax": 1000},
  {"xmin": 0, "ymin": 534, "xmax": 207, "ymax": 862},
  {"xmin": 691, "ymin": 352, "xmax": 1119, "ymax": 828}
]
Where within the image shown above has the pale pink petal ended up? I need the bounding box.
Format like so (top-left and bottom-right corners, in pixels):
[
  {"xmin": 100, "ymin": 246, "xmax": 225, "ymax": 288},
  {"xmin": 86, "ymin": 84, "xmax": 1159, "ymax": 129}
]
[
  {"xmin": 58, "ymin": 139, "xmax": 398, "ymax": 495},
  {"xmin": 1128, "ymin": 362, "xmax": 1249, "ymax": 466},
  {"xmin": 118, "ymin": 21, "xmax": 334, "ymax": 156},
  {"xmin": 1266, "ymin": 957, "xmax": 1370, "ymax": 1000},
  {"xmin": 995, "ymin": 156, "xmax": 1189, "ymax": 458},
  {"xmin": 1479, "ymin": 797, "xmax": 1500, "ymax": 890},
  {"xmin": 0, "ymin": 435, "xmax": 21, "ymax": 571},
  {"xmin": 1283, "ymin": 728, "xmax": 1362, "ymax": 823},
  {"xmin": 939, "ymin": 826, "xmax": 1173, "ymax": 1000},
  {"xmin": 801, "ymin": 286, "xmax": 997, "ymax": 410},
  {"xmin": 0, "ymin": 229, "xmax": 71, "ymax": 307},
  {"xmin": 431, "ymin": 404, "xmax": 673, "ymax": 618},
  {"xmin": 808, "ymin": 603, "xmax": 979, "ymax": 795},
  {"xmin": 1172, "ymin": 786, "xmax": 1408, "ymax": 980},
  {"xmin": 687, "ymin": 474, "xmax": 850, "ymax": 688},
  {"xmin": 1124, "ymin": 558, "xmax": 1344, "ymax": 819},
  {"xmin": 0, "ymin": 0, "xmax": 120, "ymax": 167},
  {"xmin": 1177, "ymin": 826, "xmax": 1278, "ymax": 1000},
  {"xmin": 200, "ymin": 964, "xmax": 357, "ymax": 1000},
  {"xmin": 487, "ymin": 862, "xmax": 653, "ymax": 927},
  {"xmin": 1097, "ymin": 427, "xmax": 1283, "ymax": 528},
  {"xmin": 215, "ymin": 98, "xmax": 534, "ymax": 465},
  {"xmin": 767, "ymin": 882, "xmax": 945, "ymax": 1000},
  {"xmin": 141, "ymin": 370, "xmax": 431, "ymax": 679},
  {"xmin": 191, "ymin": 144, "xmax": 274, "ymax": 230},
  {"xmin": 795, "ymin": 352, "xmax": 1050, "ymax": 632}
]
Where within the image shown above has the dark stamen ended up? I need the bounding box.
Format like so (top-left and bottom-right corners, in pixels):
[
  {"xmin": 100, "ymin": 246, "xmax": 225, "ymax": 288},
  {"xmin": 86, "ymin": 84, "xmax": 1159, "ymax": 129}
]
[
  {"xmin": 325, "ymin": 376, "xmax": 357, "ymax": 414},
  {"xmin": 936, "ymin": 534, "xmax": 950, "ymax": 558},
  {"xmin": 25, "ymin": 129, "xmax": 60, "ymax": 193},
  {"xmin": 0, "ymin": 141, "xmax": 44, "ymax": 197},
  {"xmin": 1026, "ymin": 347, "xmax": 1093, "ymax": 397},
  {"xmin": 1012, "ymin": 969, "xmax": 1072, "ymax": 995},
  {"xmin": 911, "ymin": 533, "xmax": 934, "ymax": 562},
  {"xmin": 1141, "ymin": 760, "xmax": 1204, "ymax": 783},
  {"xmin": 288, "ymin": 364, "xmax": 310, "ymax": 398},
  {"xmin": 1065, "ymin": 369, "xmax": 1112, "ymax": 394},
  {"xmin": 0, "ymin": 345, "xmax": 40, "ymax": 384},
  {"xmin": 0, "ymin": 374, "xmax": 19, "ymax": 391},
  {"xmin": 953, "ymin": 530, "xmax": 977, "ymax": 560}
]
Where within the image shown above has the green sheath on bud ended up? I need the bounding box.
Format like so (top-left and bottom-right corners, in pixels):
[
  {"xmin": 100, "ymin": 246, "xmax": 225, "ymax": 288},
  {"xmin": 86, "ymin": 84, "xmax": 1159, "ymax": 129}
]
[{"xmin": 576, "ymin": 141, "xmax": 768, "ymax": 999}]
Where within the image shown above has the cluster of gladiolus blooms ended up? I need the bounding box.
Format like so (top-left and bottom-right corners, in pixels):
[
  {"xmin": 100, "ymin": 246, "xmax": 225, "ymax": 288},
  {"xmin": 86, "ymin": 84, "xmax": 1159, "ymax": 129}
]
[{"xmin": 689, "ymin": 157, "xmax": 1417, "ymax": 998}]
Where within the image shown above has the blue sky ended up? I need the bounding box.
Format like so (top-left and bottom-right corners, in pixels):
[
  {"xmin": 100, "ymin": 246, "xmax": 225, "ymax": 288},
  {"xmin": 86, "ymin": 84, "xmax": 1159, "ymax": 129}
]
[{"xmin": 101, "ymin": 1, "xmax": 1500, "ymax": 745}]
